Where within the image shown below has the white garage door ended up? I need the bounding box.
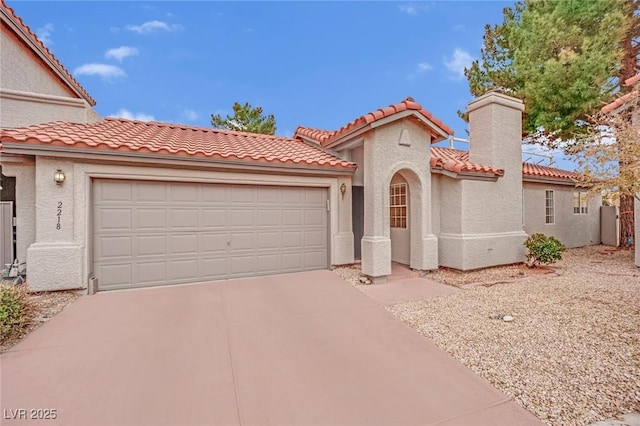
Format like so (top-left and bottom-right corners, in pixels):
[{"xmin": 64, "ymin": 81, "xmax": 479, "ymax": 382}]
[{"xmin": 92, "ymin": 179, "xmax": 328, "ymax": 291}]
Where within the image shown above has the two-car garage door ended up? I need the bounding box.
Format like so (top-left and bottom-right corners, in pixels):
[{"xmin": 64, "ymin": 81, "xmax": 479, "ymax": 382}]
[{"xmin": 92, "ymin": 179, "xmax": 328, "ymax": 291}]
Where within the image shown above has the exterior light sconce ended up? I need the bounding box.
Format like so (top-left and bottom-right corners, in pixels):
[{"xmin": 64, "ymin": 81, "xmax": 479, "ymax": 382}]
[
  {"xmin": 54, "ymin": 169, "xmax": 66, "ymax": 185},
  {"xmin": 340, "ymin": 183, "xmax": 347, "ymax": 199}
]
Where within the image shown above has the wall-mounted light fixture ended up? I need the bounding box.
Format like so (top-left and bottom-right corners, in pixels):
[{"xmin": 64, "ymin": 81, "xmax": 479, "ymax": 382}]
[
  {"xmin": 340, "ymin": 183, "xmax": 347, "ymax": 199},
  {"xmin": 54, "ymin": 169, "xmax": 66, "ymax": 185}
]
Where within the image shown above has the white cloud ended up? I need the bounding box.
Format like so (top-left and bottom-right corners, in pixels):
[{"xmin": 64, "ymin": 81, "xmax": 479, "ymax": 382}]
[
  {"xmin": 109, "ymin": 109, "xmax": 155, "ymax": 121},
  {"xmin": 125, "ymin": 20, "xmax": 183, "ymax": 34},
  {"xmin": 417, "ymin": 62, "xmax": 433, "ymax": 72},
  {"xmin": 398, "ymin": 3, "xmax": 428, "ymax": 15},
  {"xmin": 73, "ymin": 63, "xmax": 126, "ymax": 79},
  {"xmin": 36, "ymin": 23, "xmax": 54, "ymax": 45},
  {"xmin": 105, "ymin": 46, "xmax": 139, "ymax": 62},
  {"xmin": 181, "ymin": 109, "xmax": 198, "ymax": 121},
  {"xmin": 406, "ymin": 61, "xmax": 433, "ymax": 81},
  {"xmin": 453, "ymin": 24, "xmax": 466, "ymax": 32},
  {"xmin": 444, "ymin": 48, "xmax": 474, "ymax": 80}
]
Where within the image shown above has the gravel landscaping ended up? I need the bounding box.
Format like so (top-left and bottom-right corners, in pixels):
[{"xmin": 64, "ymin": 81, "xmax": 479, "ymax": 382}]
[
  {"xmin": 384, "ymin": 246, "xmax": 639, "ymax": 426},
  {"xmin": 0, "ymin": 286, "xmax": 78, "ymax": 353}
]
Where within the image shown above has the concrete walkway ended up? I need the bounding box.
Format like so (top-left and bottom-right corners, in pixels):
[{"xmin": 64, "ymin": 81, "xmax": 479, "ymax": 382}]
[{"xmin": 1, "ymin": 271, "xmax": 542, "ymax": 426}]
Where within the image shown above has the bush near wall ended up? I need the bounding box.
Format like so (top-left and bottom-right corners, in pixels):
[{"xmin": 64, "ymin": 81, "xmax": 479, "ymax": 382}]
[
  {"xmin": 524, "ymin": 233, "xmax": 567, "ymax": 267},
  {"xmin": 0, "ymin": 284, "xmax": 33, "ymax": 344}
]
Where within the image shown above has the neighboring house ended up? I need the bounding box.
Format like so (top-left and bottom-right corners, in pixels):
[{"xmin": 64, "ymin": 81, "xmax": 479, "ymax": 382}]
[
  {"xmin": 602, "ymin": 73, "xmax": 640, "ymax": 268},
  {"xmin": 0, "ymin": 2, "xmax": 602, "ymax": 292}
]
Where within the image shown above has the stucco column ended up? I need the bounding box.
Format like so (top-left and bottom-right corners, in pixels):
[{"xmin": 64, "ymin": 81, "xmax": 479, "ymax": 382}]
[
  {"xmin": 27, "ymin": 157, "xmax": 83, "ymax": 291},
  {"xmin": 361, "ymin": 137, "xmax": 392, "ymax": 280},
  {"xmin": 332, "ymin": 175, "xmax": 355, "ymax": 266}
]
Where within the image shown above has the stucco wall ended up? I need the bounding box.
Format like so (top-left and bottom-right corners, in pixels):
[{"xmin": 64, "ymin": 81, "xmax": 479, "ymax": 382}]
[
  {"xmin": 523, "ymin": 182, "xmax": 600, "ymax": 248},
  {"xmin": 26, "ymin": 157, "xmax": 353, "ymax": 291},
  {"xmin": 436, "ymin": 92, "xmax": 527, "ymax": 270},
  {"xmin": 361, "ymin": 118, "xmax": 438, "ymax": 278},
  {"xmin": 0, "ymin": 25, "xmax": 99, "ymax": 127}
]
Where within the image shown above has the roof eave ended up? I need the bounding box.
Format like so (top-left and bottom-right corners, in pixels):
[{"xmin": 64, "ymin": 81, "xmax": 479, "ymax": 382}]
[
  {"xmin": 0, "ymin": 142, "xmax": 356, "ymax": 175},
  {"xmin": 523, "ymin": 175, "xmax": 578, "ymax": 186}
]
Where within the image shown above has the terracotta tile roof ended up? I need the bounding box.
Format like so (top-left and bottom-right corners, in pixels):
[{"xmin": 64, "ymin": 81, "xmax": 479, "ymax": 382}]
[
  {"xmin": 294, "ymin": 98, "xmax": 454, "ymax": 146},
  {"xmin": 521, "ymin": 161, "xmax": 581, "ymax": 181},
  {"xmin": 293, "ymin": 126, "xmax": 332, "ymax": 144},
  {"xmin": 602, "ymin": 73, "xmax": 640, "ymax": 113},
  {"xmin": 431, "ymin": 147, "xmax": 581, "ymax": 181},
  {"xmin": 1, "ymin": 0, "xmax": 95, "ymax": 105},
  {"xmin": 0, "ymin": 118, "xmax": 356, "ymax": 170},
  {"xmin": 430, "ymin": 147, "xmax": 503, "ymax": 176}
]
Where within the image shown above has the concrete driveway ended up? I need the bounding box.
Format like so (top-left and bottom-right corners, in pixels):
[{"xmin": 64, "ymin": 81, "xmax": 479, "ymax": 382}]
[{"xmin": 1, "ymin": 271, "xmax": 541, "ymax": 426}]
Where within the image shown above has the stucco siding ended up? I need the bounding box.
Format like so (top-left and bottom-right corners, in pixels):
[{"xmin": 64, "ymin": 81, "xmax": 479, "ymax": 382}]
[
  {"xmin": 361, "ymin": 118, "xmax": 438, "ymax": 277},
  {"xmin": 0, "ymin": 25, "xmax": 99, "ymax": 127},
  {"xmin": 1, "ymin": 25, "xmax": 72, "ymax": 97},
  {"xmin": 523, "ymin": 182, "xmax": 600, "ymax": 248},
  {"xmin": 25, "ymin": 157, "xmax": 352, "ymax": 291}
]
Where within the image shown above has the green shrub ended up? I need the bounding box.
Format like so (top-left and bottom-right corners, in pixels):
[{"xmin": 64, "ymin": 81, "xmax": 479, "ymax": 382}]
[
  {"xmin": 523, "ymin": 233, "xmax": 567, "ymax": 267},
  {"xmin": 0, "ymin": 284, "xmax": 33, "ymax": 344}
]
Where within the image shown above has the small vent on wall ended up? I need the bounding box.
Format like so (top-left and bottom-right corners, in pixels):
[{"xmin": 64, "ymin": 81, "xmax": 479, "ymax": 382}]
[{"xmin": 398, "ymin": 129, "xmax": 411, "ymax": 147}]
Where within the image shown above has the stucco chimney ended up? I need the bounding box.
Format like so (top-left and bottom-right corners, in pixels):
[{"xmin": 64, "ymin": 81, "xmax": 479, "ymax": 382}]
[{"xmin": 466, "ymin": 91, "xmax": 524, "ymax": 172}]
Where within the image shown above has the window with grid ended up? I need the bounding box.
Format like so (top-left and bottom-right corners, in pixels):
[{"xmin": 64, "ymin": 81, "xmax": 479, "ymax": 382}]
[
  {"xmin": 573, "ymin": 191, "xmax": 588, "ymax": 214},
  {"xmin": 390, "ymin": 183, "xmax": 407, "ymax": 228},
  {"xmin": 545, "ymin": 190, "xmax": 555, "ymax": 224}
]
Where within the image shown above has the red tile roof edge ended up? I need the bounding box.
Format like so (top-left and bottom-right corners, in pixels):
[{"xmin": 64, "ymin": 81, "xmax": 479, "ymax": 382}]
[
  {"xmin": 0, "ymin": 118, "xmax": 356, "ymax": 171},
  {"xmin": 295, "ymin": 98, "xmax": 454, "ymax": 147},
  {"xmin": 430, "ymin": 147, "xmax": 503, "ymax": 176},
  {"xmin": 1, "ymin": 0, "xmax": 96, "ymax": 105},
  {"xmin": 602, "ymin": 73, "xmax": 640, "ymax": 113}
]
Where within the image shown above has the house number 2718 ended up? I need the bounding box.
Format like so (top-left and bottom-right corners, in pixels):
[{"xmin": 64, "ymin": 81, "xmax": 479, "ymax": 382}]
[{"xmin": 56, "ymin": 201, "xmax": 62, "ymax": 230}]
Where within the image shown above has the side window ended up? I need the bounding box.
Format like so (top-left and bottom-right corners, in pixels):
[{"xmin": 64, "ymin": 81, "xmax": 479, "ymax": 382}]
[
  {"xmin": 390, "ymin": 183, "xmax": 407, "ymax": 228},
  {"xmin": 573, "ymin": 191, "xmax": 588, "ymax": 214},
  {"xmin": 545, "ymin": 190, "xmax": 555, "ymax": 224}
]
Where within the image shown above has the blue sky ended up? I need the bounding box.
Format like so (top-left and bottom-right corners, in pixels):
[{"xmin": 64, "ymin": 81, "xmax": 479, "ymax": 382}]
[{"xmin": 10, "ymin": 1, "xmax": 569, "ymax": 167}]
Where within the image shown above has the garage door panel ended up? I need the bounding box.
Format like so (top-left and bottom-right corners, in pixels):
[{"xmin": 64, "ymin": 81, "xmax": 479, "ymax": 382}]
[
  {"xmin": 200, "ymin": 233, "xmax": 228, "ymax": 253},
  {"xmin": 170, "ymin": 234, "xmax": 199, "ymax": 254},
  {"xmin": 98, "ymin": 236, "xmax": 132, "ymax": 258},
  {"xmin": 305, "ymin": 252, "xmax": 326, "ymax": 268},
  {"xmin": 170, "ymin": 184, "xmax": 198, "ymax": 202},
  {"xmin": 98, "ymin": 264, "xmax": 132, "ymax": 287},
  {"xmin": 230, "ymin": 256, "xmax": 256, "ymax": 275},
  {"xmin": 231, "ymin": 186, "xmax": 255, "ymax": 203},
  {"xmin": 98, "ymin": 208, "xmax": 132, "ymax": 230},
  {"xmin": 137, "ymin": 261, "xmax": 167, "ymax": 284},
  {"xmin": 201, "ymin": 186, "xmax": 227, "ymax": 203},
  {"xmin": 169, "ymin": 259, "xmax": 199, "ymax": 281},
  {"xmin": 200, "ymin": 209, "xmax": 227, "ymax": 228},
  {"xmin": 170, "ymin": 208, "xmax": 199, "ymax": 228},
  {"xmin": 201, "ymin": 258, "xmax": 227, "ymax": 279},
  {"xmin": 305, "ymin": 230, "xmax": 325, "ymax": 247},
  {"xmin": 231, "ymin": 209, "xmax": 255, "ymax": 227},
  {"xmin": 137, "ymin": 235, "xmax": 167, "ymax": 256},
  {"xmin": 93, "ymin": 180, "xmax": 328, "ymax": 290},
  {"xmin": 282, "ymin": 188, "xmax": 302, "ymax": 204},
  {"xmin": 257, "ymin": 254, "xmax": 279, "ymax": 273},
  {"xmin": 137, "ymin": 208, "xmax": 167, "ymax": 229},
  {"xmin": 230, "ymin": 233, "xmax": 255, "ymax": 251},
  {"xmin": 257, "ymin": 232, "xmax": 279, "ymax": 249},
  {"xmin": 99, "ymin": 181, "xmax": 133, "ymax": 202},
  {"xmin": 305, "ymin": 210, "xmax": 325, "ymax": 226},
  {"xmin": 258, "ymin": 210, "xmax": 279, "ymax": 226},
  {"xmin": 257, "ymin": 187, "xmax": 278, "ymax": 203},
  {"xmin": 281, "ymin": 231, "xmax": 302, "ymax": 248},
  {"xmin": 136, "ymin": 183, "xmax": 167, "ymax": 202},
  {"xmin": 282, "ymin": 210, "xmax": 303, "ymax": 225}
]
